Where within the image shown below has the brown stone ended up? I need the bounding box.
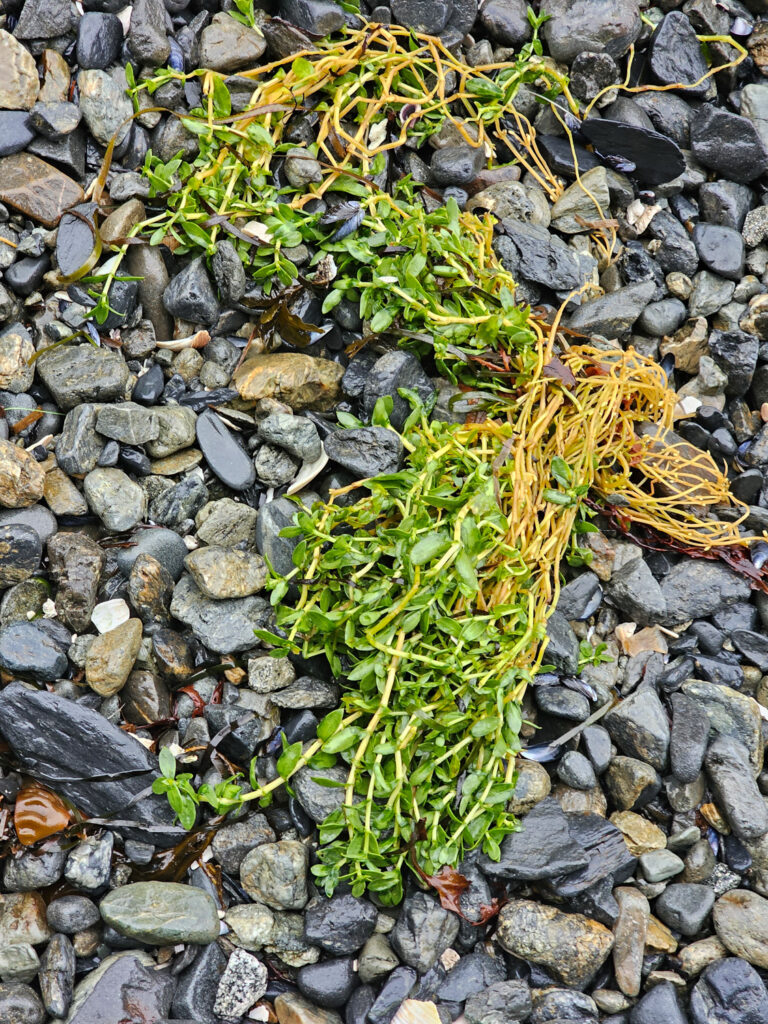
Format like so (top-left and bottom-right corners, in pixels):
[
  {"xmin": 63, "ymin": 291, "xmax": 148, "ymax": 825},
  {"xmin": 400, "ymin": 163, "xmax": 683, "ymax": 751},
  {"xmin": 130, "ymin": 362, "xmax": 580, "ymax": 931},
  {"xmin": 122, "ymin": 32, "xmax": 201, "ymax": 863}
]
[
  {"xmin": 234, "ymin": 353, "xmax": 344, "ymax": 411},
  {"xmin": 151, "ymin": 627, "xmax": 195, "ymax": 681},
  {"xmin": 275, "ymin": 992, "xmax": 342, "ymax": 1024},
  {"xmin": 659, "ymin": 316, "xmax": 708, "ymax": 374},
  {"xmin": 677, "ymin": 935, "xmax": 726, "ymax": 975},
  {"xmin": 613, "ymin": 886, "xmax": 649, "ymax": 997},
  {"xmin": 127, "ymin": 553, "xmax": 173, "ymax": 626},
  {"xmin": 495, "ymin": 899, "xmax": 614, "ymax": 988},
  {"xmin": 0, "ymin": 31, "xmax": 39, "ymax": 110},
  {"xmin": 122, "ymin": 670, "xmax": 170, "ymax": 726},
  {"xmin": 43, "ymin": 466, "xmax": 88, "ymax": 516},
  {"xmin": 0, "ymin": 329, "xmax": 34, "ymax": 393},
  {"xmin": 39, "ymin": 49, "xmax": 70, "ymax": 103},
  {"xmin": 0, "ymin": 892, "xmax": 50, "ymax": 946},
  {"xmin": 508, "ymin": 759, "xmax": 551, "ymax": 815},
  {"xmin": 551, "ymin": 782, "xmax": 607, "ymax": 816},
  {"xmin": 635, "ymin": 422, "xmax": 723, "ymax": 504},
  {"xmin": 149, "ymin": 450, "xmax": 203, "ymax": 476},
  {"xmin": 0, "ymin": 153, "xmax": 84, "ymax": 228},
  {"xmin": 85, "ymin": 618, "xmax": 143, "ymax": 697},
  {"xmin": 646, "ymin": 914, "xmax": 678, "ymax": 954},
  {"xmin": 100, "ymin": 199, "xmax": 146, "ymax": 246},
  {"xmin": 610, "ymin": 811, "xmax": 666, "ymax": 857},
  {"xmin": 0, "ymin": 439, "xmax": 45, "ymax": 509},
  {"xmin": 713, "ymin": 889, "xmax": 768, "ymax": 968}
]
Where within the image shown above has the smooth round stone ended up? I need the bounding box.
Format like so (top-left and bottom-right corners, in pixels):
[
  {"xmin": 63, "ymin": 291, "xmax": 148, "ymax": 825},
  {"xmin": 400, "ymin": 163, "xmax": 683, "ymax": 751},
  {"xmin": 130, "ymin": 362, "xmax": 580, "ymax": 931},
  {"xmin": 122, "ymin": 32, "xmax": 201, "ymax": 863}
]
[
  {"xmin": 303, "ymin": 895, "xmax": 378, "ymax": 956},
  {"xmin": 297, "ymin": 957, "xmax": 357, "ymax": 1010},
  {"xmin": 5, "ymin": 257, "xmax": 49, "ymax": 298},
  {"xmin": 0, "ymin": 505, "xmax": 56, "ymax": 546},
  {"xmin": 0, "ymin": 983, "xmax": 45, "ymax": 1024},
  {"xmin": 640, "ymin": 848, "xmax": 685, "ymax": 883},
  {"xmin": 0, "ymin": 621, "xmax": 67, "ymax": 682},
  {"xmin": 556, "ymin": 750, "xmax": 597, "ymax": 790},
  {"xmin": 76, "ymin": 12, "xmax": 124, "ymax": 70},
  {"xmin": 655, "ymin": 883, "xmax": 715, "ymax": 937},
  {"xmin": 56, "ymin": 204, "xmax": 98, "ymax": 278},
  {"xmin": 99, "ymin": 882, "xmax": 220, "ymax": 945},
  {"xmin": 131, "ymin": 364, "xmax": 165, "ymax": 405},
  {"xmin": 46, "ymin": 895, "xmax": 100, "ymax": 934},
  {"xmin": 195, "ymin": 408, "xmax": 256, "ymax": 491}
]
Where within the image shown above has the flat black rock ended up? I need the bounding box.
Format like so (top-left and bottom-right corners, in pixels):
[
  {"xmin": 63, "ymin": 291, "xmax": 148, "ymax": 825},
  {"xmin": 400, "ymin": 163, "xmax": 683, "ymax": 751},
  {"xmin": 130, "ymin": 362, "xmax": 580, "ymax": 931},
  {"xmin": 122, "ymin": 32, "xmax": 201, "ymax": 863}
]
[
  {"xmin": 648, "ymin": 11, "xmax": 710, "ymax": 100},
  {"xmin": 0, "ymin": 681, "xmax": 184, "ymax": 846},
  {"xmin": 545, "ymin": 812, "xmax": 637, "ymax": 898},
  {"xmin": 0, "ymin": 622, "xmax": 68, "ymax": 682},
  {"xmin": 537, "ymin": 133, "xmax": 601, "ymax": 178},
  {"xmin": 324, "ymin": 426, "xmax": 404, "ymax": 479},
  {"xmin": 479, "ymin": 797, "xmax": 589, "ymax": 882},
  {"xmin": 579, "ymin": 118, "xmax": 685, "ymax": 185},
  {"xmin": 196, "ymin": 408, "xmax": 256, "ymax": 491}
]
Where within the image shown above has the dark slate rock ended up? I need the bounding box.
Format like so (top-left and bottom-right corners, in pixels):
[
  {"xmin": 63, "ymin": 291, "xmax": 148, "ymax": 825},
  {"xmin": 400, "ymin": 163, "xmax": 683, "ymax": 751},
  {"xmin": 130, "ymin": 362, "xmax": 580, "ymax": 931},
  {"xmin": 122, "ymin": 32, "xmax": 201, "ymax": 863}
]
[
  {"xmin": 647, "ymin": 209, "xmax": 699, "ymax": 276},
  {"xmin": 537, "ymin": 134, "xmax": 601, "ymax": 178},
  {"xmin": 557, "ymin": 750, "xmax": 597, "ymax": 790},
  {"xmin": 28, "ymin": 128, "xmax": 87, "ymax": 180},
  {"xmin": 655, "ymin": 883, "xmax": 715, "ymax": 937},
  {"xmin": 690, "ymin": 956, "xmax": 768, "ymax": 1024},
  {"xmin": 15, "ymin": 0, "xmax": 72, "ymax": 38},
  {"xmin": 0, "ymin": 524, "xmax": 41, "ymax": 588},
  {"xmin": 297, "ymin": 957, "xmax": 357, "ymax": 1010},
  {"xmin": 0, "ymin": 113, "xmax": 35, "ymax": 158},
  {"xmin": 567, "ymin": 281, "xmax": 656, "ymax": 338},
  {"xmin": 580, "ymin": 118, "xmax": 685, "ymax": 185},
  {"xmin": 279, "ymin": 0, "xmax": 345, "ymax": 35},
  {"xmin": 5, "ymin": 256, "xmax": 50, "ymax": 297},
  {"xmin": 0, "ymin": 681, "xmax": 183, "ymax": 845},
  {"xmin": 543, "ymin": 610, "xmax": 579, "ymax": 674},
  {"xmin": 30, "ymin": 102, "xmax": 81, "ymax": 140},
  {"xmin": 57, "ymin": 204, "xmax": 98, "ymax": 280},
  {"xmin": 171, "ymin": 943, "xmax": 227, "ymax": 1024},
  {"xmin": 479, "ymin": 0, "xmax": 530, "ymax": 46},
  {"xmin": 479, "ymin": 797, "xmax": 589, "ymax": 883},
  {"xmin": 361, "ymin": 351, "xmax": 435, "ymax": 431},
  {"xmin": 437, "ymin": 951, "xmax": 505, "ymax": 1003},
  {"xmin": 36, "ymin": 344, "xmax": 129, "ymax": 412},
  {"xmin": 196, "ymin": 408, "xmax": 256, "ymax": 492},
  {"xmin": 630, "ymin": 981, "xmax": 688, "ymax": 1024},
  {"xmin": 637, "ymin": 297, "xmax": 687, "ymax": 337},
  {"xmin": 648, "ymin": 11, "xmax": 710, "ymax": 99},
  {"xmin": 162, "ymin": 258, "xmax": 220, "ymax": 325},
  {"xmin": 708, "ymin": 329, "xmax": 758, "ymax": 397},
  {"xmin": 346, "ymin": 986, "xmax": 376, "ymax": 1024},
  {"xmin": 128, "ymin": 0, "xmax": 170, "ymax": 67},
  {"xmin": 556, "ymin": 571, "xmax": 602, "ymax": 622},
  {"xmin": 132, "ymin": 364, "xmax": 165, "ymax": 405},
  {"xmin": 547, "ymin": 812, "xmax": 636, "ymax": 898},
  {"xmin": 255, "ymin": 496, "xmax": 301, "ymax": 577},
  {"xmin": 303, "ymin": 894, "xmax": 377, "ymax": 955},
  {"xmin": 604, "ymin": 688, "xmax": 669, "ymax": 771},
  {"xmin": 691, "ymin": 105, "xmax": 768, "ymax": 184},
  {"xmin": 699, "ymin": 180, "xmax": 754, "ymax": 231},
  {"xmin": 116, "ymin": 527, "xmax": 189, "ymax": 581},
  {"xmin": 324, "ymin": 426, "xmax": 403, "ymax": 479},
  {"xmin": 661, "ymin": 561, "xmax": 751, "ymax": 624},
  {"xmin": 582, "ymin": 725, "xmax": 612, "ymax": 775},
  {"xmin": 535, "ymin": 685, "xmax": 590, "ymax": 722},
  {"xmin": 390, "ymin": 0, "xmax": 450, "ymax": 33},
  {"xmin": 67, "ymin": 952, "xmax": 175, "ymax": 1024},
  {"xmin": 204, "ymin": 705, "xmax": 263, "ymax": 762},
  {"xmin": 368, "ymin": 967, "xmax": 418, "ymax": 1024},
  {"xmin": 731, "ymin": 628, "xmax": 768, "ymax": 672},
  {"xmin": 693, "ymin": 223, "xmax": 745, "ymax": 281},
  {"xmin": 496, "ymin": 221, "xmax": 582, "ymax": 290},
  {"xmin": 670, "ymin": 692, "xmax": 710, "ymax": 784},
  {"xmin": 634, "ymin": 91, "xmax": 693, "ymax": 150},
  {"xmin": 705, "ymin": 736, "xmax": 768, "ymax": 843},
  {"xmin": 0, "ymin": 622, "xmax": 67, "ymax": 682},
  {"xmin": 76, "ymin": 12, "xmax": 123, "ymax": 69}
]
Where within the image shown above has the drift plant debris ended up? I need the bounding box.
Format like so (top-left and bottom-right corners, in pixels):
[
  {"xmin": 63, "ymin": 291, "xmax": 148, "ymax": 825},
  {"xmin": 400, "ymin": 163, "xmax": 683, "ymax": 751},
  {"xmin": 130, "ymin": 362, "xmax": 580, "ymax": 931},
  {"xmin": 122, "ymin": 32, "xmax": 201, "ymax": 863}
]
[{"xmin": 104, "ymin": 18, "xmax": 756, "ymax": 902}]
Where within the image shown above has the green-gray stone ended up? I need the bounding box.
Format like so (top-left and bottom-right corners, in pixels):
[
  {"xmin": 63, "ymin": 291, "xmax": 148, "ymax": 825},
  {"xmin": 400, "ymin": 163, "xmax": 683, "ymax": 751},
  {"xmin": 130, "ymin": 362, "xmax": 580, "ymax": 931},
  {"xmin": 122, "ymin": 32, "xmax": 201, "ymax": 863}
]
[{"xmin": 99, "ymin": 882, "xmax": 219, "ymax": 944}]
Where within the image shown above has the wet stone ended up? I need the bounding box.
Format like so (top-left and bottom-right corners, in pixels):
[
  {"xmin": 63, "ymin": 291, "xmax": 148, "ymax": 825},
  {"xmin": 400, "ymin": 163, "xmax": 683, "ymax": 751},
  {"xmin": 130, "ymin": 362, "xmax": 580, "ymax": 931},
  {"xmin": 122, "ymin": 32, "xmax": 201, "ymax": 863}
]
[
  {"xmin": 76, "ymin": 12, "xmax": 123, "ymax": 70},
  {"xmin": 541, "ymin": 0, "xmax": 641, "ymax": 63},
  {"xmin": 303, "ymin": 894, "xmax": 378, "ymax": 956},
  {"xmin": 128, "ymin": 0, "xmax": 171, "ymax": 66},
  {"xmin": 649, "ymin": 11, "xmax": 710, "ymax": 99},
  {"xmin": 84, "ymin": 468, "xmax": 147, "ymax": 532},
  {"xmin": 465, "ymin": 980, "xmax": 532, "ymax": 1024},
  {"xmin": 46, "ymin": 895, "xmax": 100, "ymax": 934},
  {"xmin": 100, "ymin": 882, "xmax": 220, "ymax": 945},
  {"xmin": 4, "ymin": 847, "xmax": 66, "ymax": 891},
  {"xmin": 0, "ymin": 621, "xmax": 68, "ymax": 682},
  {"xmin": 323, "ymin": 427, "xmax": 403, "ymax": 479},
  {"xmin": 127, "ymin": 554, "xmax": 174, "ymax": 626},
  {"xmin": 64, "ymin": 952, "xmax": 174, "ymax": 1024},
  {"xmin": 117, "ymin": 526, "xmax": 189, "ymax": 581},
  {"xmin": 0, "ymin": 525, "xmax": 41, "ymax": 589},
  {"xmin": 690, "ymin": 956, "xmax": 768, "ymax": 1024},
  {"xmin": 184, "ymin": 545, "xmax": 267, "ymax": 599},
  {"xmin": 171, "ymin": 941, "xmax": 227, "ymax": 1023},
  {"xmin": 496, "ymin": 898, "xmax": 614, "ymax": 988},
  {"xmin": 77, "ymin": 70, "xmax": 133, "ymax": 147},
  {"xmin": 0, "ymin": 984, "xmax": 45, "ymax": 1024},
  {"xmin": 37, "ymin": 344, "xmax": 129, "ymax": 412},
  {"xmin": 163, "ymin": 258, "xmax": 220, "ymax": 325},
  {"xmin": 391, "ymin": 892, "xmax": 460, "ymax": 974},
  {"xmin": 691, "ymin": 105, "xmax": 768, "ymax": 184},
  {"xmin": 96, "ymin": 403, "xmax": 159, "ymax": 445},
  {"xmin": 146, "ymin": 406, "xmax": 198, "ymax": 460},
  {"xmin": 56, "ymin": 405, "xmax": 104, "ymax": 476},
  {"xmin": 234, "ymin": 353, "xmax": 344, "ymax": 412},
  {"xmin": 196, "ymin": 408, "xmax": 256, "ymax": 491},
  {"xmin": 693, "ymin": 223, "xmax": 745, "ymax": 281},
  {"xmin": 713, "ymin": 890, "xmax": 768, "ymax": 968},
  {"xmin": 479, "ymin": 797, "xmax": 588, "ymax": 883},
  {"xmin": 48, "ymin": 532, "xmax": 105, "ymax": 633},
  {"xmin": 0, "ymin": 328, "xmax": 34, "ymax": 394},
  {"xmin": 241, "ymin": 840, "xmax": 309, "ymax": 911},
  {"xmin": 0, "ymin": 944, "xmax": 40, "ymax": 984},
  {"xmin": 214, "ymin": 948, "xmax": 268, "ymax": 1018},
  {"xmin": 171, "ymin": 574, "xmax": 271, "ymax": 653},
  {"xmin": 29, "ymin": 101, "xmax": 80, "ymax": 139},
  {"xmin": 85, "ymin": 618, "xmax": 143, "ymax": 697},
  {"xmin": 38, "ymin": 934, "xmax": 74, "ymax": 1018},
  {"xmin": 200, "ymin": 12, "xmax": 266, "ymax": 72}
]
